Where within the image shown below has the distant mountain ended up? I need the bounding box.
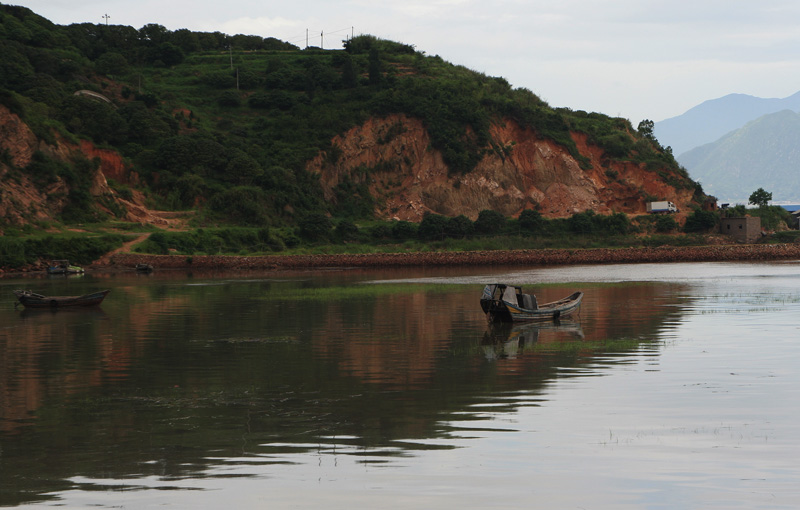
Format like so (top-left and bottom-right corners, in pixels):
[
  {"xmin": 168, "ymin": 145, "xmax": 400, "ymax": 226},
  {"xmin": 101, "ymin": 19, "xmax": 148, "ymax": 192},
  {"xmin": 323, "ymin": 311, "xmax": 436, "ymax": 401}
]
[
  {"xmin": 677, "ymin": 110, "xmax": 800, "ymax": 202},
  {"xmin": 654, "ymin": 92, "xmax": 800, "ymax": 156}
]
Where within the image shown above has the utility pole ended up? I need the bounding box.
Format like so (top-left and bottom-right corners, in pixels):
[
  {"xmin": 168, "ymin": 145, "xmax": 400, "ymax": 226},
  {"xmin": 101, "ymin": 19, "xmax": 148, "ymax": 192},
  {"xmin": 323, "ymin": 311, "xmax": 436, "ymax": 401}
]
[
  {"xmin": 102, "ymin": 13, "xmax": 110, "ymax": 25},
  {"xmin": 321, "ymin": 31, "xmax": 323, "ymax": 50},
  {"xmin": 306, "ymin": 29, "xmax": 308, "ymax": 49},
  {"xmin": 229, "ymin": 45, "xmax": 233, "ymax": 69}
]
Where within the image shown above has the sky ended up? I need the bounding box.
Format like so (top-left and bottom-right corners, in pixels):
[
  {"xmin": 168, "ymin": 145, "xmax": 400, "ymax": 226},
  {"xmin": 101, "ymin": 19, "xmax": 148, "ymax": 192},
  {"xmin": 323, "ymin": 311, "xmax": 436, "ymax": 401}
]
[{"xmin": 10, "ymin": 0, "xmax": 800, "ymax": 124}]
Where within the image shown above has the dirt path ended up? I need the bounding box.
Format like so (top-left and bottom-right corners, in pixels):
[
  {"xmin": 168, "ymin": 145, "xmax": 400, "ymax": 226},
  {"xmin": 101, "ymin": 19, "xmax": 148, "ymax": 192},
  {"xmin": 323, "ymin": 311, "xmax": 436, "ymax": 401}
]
[{"xmin": 92, "ymin": 232, "xmax": 151, "ymax": 267}]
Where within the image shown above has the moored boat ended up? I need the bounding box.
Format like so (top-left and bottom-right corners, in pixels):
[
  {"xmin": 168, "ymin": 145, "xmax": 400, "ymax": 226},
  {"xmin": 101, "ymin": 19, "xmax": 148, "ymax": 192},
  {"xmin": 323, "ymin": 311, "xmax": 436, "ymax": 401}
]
[
  {"xmin": 135, "ymin": 263, "xmax": 154, "ymax": 273},
  {"xmin": 47, "ymin": 260, "xmax": 84, "ymax": 275},
  {"xmin": 480, "ymin": 283, "xmax": 583, "ymax": 322},
  {"xmin": 13, "ymin": 289, "xmax": 110, "ymax": 308}
]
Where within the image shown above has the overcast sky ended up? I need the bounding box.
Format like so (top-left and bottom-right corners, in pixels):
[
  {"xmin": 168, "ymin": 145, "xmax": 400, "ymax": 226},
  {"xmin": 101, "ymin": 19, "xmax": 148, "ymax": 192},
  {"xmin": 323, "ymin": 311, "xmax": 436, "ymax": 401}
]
[{"xmin": 11, "ymin": 0, "xmax": 800, "ymax": 124}]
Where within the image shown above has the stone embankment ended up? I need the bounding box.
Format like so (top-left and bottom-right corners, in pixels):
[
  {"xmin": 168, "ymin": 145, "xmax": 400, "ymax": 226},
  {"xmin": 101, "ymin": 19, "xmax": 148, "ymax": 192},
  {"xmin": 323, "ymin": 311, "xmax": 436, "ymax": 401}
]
[{"xmin": 109, "ymin": 243, "xmax": 800, "ymax": 271}]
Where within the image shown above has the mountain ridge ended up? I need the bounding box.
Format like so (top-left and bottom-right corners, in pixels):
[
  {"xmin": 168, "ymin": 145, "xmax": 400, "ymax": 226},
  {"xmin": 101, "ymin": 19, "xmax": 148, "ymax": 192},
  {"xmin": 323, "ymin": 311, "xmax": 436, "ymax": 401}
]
[
  {"xmin": 654, "ymin": 91, "xmax": 800, "ymax": 157},
  {"xmin": 678, "ymin": 109, "xmax": 800, "ymax": 202}
]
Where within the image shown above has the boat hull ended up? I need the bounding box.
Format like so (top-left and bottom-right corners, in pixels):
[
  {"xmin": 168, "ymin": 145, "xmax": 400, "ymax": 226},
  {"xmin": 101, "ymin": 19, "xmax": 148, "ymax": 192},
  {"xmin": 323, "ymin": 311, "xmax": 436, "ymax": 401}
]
[
  {"xmin": 481, "ymin": 286, "xmax": 583, "ymax": 323},
  {"xmin": 13, "ymin": 290, "xmax": 110, "ymax": 308}
]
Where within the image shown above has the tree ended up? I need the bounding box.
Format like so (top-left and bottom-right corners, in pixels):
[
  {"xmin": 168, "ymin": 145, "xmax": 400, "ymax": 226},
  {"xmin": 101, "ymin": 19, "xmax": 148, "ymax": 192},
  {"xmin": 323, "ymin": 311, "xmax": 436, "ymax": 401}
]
[
  {"xmin": 418, "ymin": 213, "xmax": 448, "ymax": 240},
  {"xmin": 655, "ymin": 215, "xmax": 678, "ymax": 233},
  {"xmin": 298, "ymin": 212, "xmax": 332, "ymax": 241},
  {"xmin": 683, "ymin": 209, "xmax": 718, "ymax": 233},
  {"xmin": 637, "ymin": 119, "xmax": 655, "ymax": 140},
  {"xmin": 519, "ymin": 209, "xmax": 545, "ymax": 233},
  {"xmin": 368, "ymin": 47, "xmax": 381, "ymax": 86},
  {"xmin": 474, "ymin": 209, "xmax": 506, "ymax": 235},
  {"xmin": 749, "ymin": 188, "xmax": 772, "ymax": 208},
  {"xmin": 341, "ymin": 54, "xmax": 358, "ymax": 88},
  {"xmin": 95, "ymin": 52, "xmax": 128, "ymax": 76},
  {"xmin": 445, "ymin": 215, "xmax": 473, "ymax": 239}
]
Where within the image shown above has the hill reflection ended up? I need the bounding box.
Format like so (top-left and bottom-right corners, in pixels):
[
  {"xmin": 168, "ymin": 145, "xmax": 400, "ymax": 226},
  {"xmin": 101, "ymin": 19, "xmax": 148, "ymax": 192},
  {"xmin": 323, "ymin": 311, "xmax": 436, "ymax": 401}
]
[{"xmin": 0, "ymin": 274, "xmax": 689, "ymax": 505}]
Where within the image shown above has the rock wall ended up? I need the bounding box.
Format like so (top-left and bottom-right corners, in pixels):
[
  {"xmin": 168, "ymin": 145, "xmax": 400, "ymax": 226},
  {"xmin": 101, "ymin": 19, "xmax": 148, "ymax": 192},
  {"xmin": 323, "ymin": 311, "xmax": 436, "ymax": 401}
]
[
  {"xmin": 109, "ymin": 243, "xmax": 800, "ymax": 271},
  {"xmin": 306, "ymin": 114, "xmax": 696, "ymax": 221}
]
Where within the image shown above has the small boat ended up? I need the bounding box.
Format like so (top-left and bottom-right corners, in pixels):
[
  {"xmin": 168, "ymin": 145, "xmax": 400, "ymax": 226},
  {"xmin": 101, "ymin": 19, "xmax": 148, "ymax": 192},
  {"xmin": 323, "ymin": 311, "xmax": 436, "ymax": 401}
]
[
  {"xmin": 47, "ymin": 260, "xmax": 84, "ymax": 275},
  {"xmin": 13, "ymin": 289, "xmax": 110, "ymax": 308},
  {"xmin": 480, "ymin": 283, "xmax": 583, "ymax": 322},
  {"xmin": 135, "ymin": 263, "xmax": 154, "ymax": 273}
]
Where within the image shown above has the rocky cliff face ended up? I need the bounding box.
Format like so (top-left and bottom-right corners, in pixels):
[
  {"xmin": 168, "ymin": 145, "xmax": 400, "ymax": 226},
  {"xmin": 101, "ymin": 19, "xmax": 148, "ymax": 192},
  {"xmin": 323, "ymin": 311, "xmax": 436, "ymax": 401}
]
[
  {"xmin": 0, "ymin": 105, "xmax": 176, "ymax": 229},
  {"xmin": 307, "ymin": 114, "xmax": 695, "ymax": 221}
]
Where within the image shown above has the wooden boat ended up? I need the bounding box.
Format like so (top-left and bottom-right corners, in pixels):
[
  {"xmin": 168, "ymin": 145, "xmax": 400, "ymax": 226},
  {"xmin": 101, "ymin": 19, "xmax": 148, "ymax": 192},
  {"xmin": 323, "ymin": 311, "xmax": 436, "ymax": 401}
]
[
  {"xmin": 13, "ymin": 289, "xmax": 110, "ymax": 308},
  {"xmin": 135, "ymin": 263, "xmax": 154, "ymax": 273},
  {"xmin": 47, "ymin": 260, "xmax": 84, "ymax": 275},
  {"xmin": 480, "ymin": 283, "xmax": 583, "ymax": 323}
]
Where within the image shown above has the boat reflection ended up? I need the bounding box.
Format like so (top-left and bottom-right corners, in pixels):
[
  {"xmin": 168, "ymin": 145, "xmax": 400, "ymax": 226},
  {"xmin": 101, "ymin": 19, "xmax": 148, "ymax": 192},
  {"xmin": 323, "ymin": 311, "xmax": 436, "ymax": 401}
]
[
  {"xmin": 18, "ymin": 306, "xmax": 109, "ymax": 320},
  {"xmin": 481, "ymin": 319, "xmax": 584, "ymax": 360}
]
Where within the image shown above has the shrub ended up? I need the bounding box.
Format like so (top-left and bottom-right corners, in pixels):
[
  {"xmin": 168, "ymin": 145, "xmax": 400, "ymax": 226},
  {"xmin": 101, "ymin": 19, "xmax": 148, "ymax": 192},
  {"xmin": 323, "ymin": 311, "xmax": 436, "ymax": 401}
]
[
  {"xmin": 655, "ymin": 215, "xmax": 678, "ymax": 233},
  {"xmin": 391, "ymin": 220, "xmax": 417, "ymax": 240},
  {"xmin": 0, "ymin": 237, "xmax": 28, "ymax": 267},
  {"xmin": 207, "ymin": 187, "xmax": 272, "ymax": 226},
  {"xmin": 568, "ymin": 211, "xmax": 596, "ymax": 234},
  {"xmin": 445, "ymin": 214, "xmax": 474, "ymax": 239},
  {"xmin": 683, "ymin": 209, "xmax": 718, "ymax": 233},
  {"xmin": 335, "ymin": 219, "xmax": 359, "ymax": 241},
  {"xmin": 217, "ymin": 90, "xmax": 241, "ymax": 107},
  {"xmin": 418, "ymin": 213, "xmax": 448, "ymax": 240},
  {"xmin": 298, "ymin": 212, "xmax": 333, "ymax": 241},
  {"xmin": 519, "ymin": 209, "xmax": 545, "ymax": 233},
  {"xmin": 474, "ymin": 209, "xmax": 506, "ymax": 235}
]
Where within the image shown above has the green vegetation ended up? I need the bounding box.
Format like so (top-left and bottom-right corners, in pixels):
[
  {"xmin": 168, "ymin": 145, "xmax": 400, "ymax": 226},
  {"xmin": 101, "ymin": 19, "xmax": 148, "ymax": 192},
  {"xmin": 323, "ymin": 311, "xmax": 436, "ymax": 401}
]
[
  {"xmin": 257, "ymin": 283, "xmax": 463, "ymax": 302},
  {"xmin": 121, "ymin": 209, "xmax": 709, "ymax": 258},
  {"xmin": 683, "ymin": 209, "xmax": 718, "ymax": 233},
  {"xmin": 748, "ymin": 188, "xmax": 772, "ymax": 208},
  {"xmin": 723, "ymin": 203, "xmax": 793, "ymax": 231},
  {"xmin": 133, "ymin": 227, "xmax": 286, "ymax": 255},
  {"xmin": 0, "ymin": 232, "xmax": 124, "ymax": 267},
  {"xmin": 0, "ymin": 4, "xmax": 693, "ymax": 236}
]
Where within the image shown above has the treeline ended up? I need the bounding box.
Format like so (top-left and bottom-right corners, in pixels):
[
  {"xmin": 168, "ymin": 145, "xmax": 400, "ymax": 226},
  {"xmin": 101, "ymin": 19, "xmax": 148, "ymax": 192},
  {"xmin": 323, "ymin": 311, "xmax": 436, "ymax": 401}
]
[
  {"xmin": 0, "ymin": 233, "xmax": 124, "ymax": 268},
  {"xmin": 131, "ymin": 209, "xmax": 723, "ymax": 257}
]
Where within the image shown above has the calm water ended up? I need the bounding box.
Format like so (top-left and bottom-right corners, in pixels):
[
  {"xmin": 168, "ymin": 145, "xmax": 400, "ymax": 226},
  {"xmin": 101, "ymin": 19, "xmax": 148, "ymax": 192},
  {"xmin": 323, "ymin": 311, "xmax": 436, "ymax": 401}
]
[{"xmin": 1, "ymin": 261, "xmax": 799, "ymax": 509}]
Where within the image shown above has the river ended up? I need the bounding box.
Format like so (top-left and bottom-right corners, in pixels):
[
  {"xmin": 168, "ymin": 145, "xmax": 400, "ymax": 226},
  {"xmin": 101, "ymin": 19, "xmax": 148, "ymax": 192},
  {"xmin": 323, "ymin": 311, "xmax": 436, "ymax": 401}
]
[{"xmin": 1, "ymin": 261, "xmax": 799, "ymax": 509}]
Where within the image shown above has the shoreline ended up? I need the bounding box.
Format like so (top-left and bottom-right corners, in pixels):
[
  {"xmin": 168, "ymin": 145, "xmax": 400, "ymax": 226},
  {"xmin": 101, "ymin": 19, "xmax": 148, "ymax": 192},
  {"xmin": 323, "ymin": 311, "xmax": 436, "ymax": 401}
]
[{"xmin": 104, "ymin": 243, "xmax": 800, "ymax": 271}]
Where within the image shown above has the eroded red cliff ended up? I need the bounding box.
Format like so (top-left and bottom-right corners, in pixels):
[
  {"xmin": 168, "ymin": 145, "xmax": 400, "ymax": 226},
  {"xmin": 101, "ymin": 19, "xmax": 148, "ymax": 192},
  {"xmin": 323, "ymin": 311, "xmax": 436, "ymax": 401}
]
[
  {"xmin": 0, "ymin": 105, "xmax": 179, "ymax": 228},
  {"xmin": 306, "ymin": 114, "xmax": 695, "ymax": 221}
]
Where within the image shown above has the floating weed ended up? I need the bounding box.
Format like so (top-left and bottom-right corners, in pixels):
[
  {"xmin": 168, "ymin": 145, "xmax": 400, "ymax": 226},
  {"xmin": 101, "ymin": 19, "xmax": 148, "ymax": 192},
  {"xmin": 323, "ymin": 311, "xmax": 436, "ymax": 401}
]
[
  {"xmin": 257, "ymin": 283, "xmax": 464, "ymax": 302},
  {"xmin": 212, "ymin": 336, "xmax": 299, "ymax": 344},
  {"xmin": 528, "ymin": 337, "xmax": 655, "ymax": 354}
]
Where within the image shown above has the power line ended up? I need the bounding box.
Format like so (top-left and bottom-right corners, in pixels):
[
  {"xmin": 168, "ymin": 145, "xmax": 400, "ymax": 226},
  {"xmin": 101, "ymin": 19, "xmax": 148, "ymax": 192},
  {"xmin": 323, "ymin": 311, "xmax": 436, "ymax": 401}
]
[{"xmin": 284, "ymin": 26, "xmax": 357, "ymax": 48}]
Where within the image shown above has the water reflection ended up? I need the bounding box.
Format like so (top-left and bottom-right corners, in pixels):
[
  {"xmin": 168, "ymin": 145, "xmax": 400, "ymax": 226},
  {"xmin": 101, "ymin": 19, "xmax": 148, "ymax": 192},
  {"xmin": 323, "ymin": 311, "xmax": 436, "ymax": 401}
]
[
  {"xmin": 2, "ymin": 263, "xmax": 799, "ymax": 508},
  {"xmin": 482, "ymin": 320, "xmax": 585, "ymax": 360}
]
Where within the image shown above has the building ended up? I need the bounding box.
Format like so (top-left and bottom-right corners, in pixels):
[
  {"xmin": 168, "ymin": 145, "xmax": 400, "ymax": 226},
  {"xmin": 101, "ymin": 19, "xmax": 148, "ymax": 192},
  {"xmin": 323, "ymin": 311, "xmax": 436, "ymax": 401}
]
[
  {"xmin": 702, "ymin": 196, "xmax": 718, "ymax": 211},
  {"xmin": 720, "ymin": 216, "xmax": 761, "ymax": 243}
]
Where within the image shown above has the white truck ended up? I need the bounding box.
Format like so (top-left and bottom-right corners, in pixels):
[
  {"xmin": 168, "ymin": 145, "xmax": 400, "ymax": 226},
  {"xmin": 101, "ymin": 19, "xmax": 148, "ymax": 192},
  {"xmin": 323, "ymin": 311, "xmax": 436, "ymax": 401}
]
[{"xmin": 647, "ymin": 201, "xmax": 677, "ymax": 214}]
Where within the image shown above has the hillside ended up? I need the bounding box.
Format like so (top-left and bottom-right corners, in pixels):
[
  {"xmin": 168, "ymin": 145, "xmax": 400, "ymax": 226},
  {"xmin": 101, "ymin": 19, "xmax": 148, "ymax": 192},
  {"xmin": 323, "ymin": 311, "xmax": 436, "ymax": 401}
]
[
  {"xmin": 678, "ymin": 110, "xmax": 800, "ymax": 202},
  {"xmin": 0, "ymin": 3, "xmax": 700, "ymax": 234},
  {"xmin": 654, "ymin": 91, "xmax": 800, "ymax": 157}
]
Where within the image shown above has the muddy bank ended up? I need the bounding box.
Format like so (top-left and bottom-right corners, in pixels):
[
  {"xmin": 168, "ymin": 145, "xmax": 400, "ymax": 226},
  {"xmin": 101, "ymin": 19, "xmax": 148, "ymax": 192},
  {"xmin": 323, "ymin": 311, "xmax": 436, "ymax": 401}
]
[{"xmin": 107, "ymin": 243, "xmax": 800, "ymax": 271}]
